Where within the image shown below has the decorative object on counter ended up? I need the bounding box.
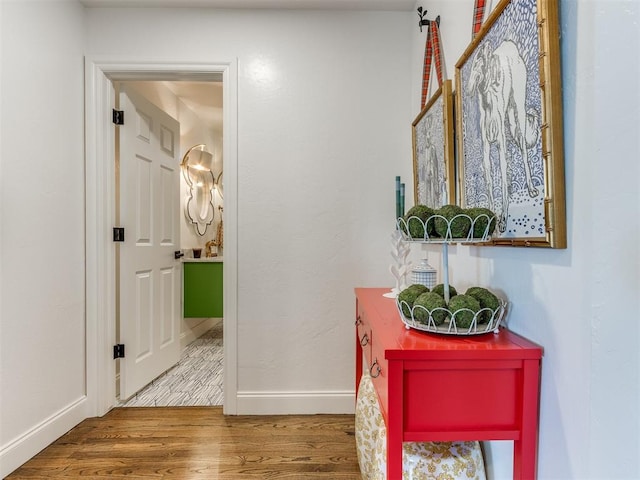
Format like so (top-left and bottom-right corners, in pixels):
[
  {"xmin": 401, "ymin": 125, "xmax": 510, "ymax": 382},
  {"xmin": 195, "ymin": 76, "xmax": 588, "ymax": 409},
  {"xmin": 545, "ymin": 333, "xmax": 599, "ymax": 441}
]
[
  {"xmin": 432, "ymin": 282, "xmax": 458, "ymax": 302},
  {"xmin": 192, "ymin": 248, "xmax": 202, "ymax": 259},
  {"xmin": 396, "ymin": 283, "xmax": 507, "ymax": 336},
  {"xmin": 412, "ymin": 291, "xmax": 448, "ymax": 325},
  {"xmin": 394, "ymin": 176, "xmax": 405, "ymax": 220},
  {"xmin": 433, "ymin": 204, "xmax": 470, "ymax": 238},
  {"xmin": 398, "ymin": 205, "xmax": 497, "ymax": 242},
  {"xmin": 455, "ymin": 0, "xmax": 566, "ymax": 248},
  {"xmin": 204, "ymin": 206, "xmax": 224, "ymax": 258},
  {"xmin": 397, "ymin": 284, "xmax": 428, "ymax": 317},
  {"xmin": 205, "ymin": 240, "xmax": 217, "ymax": 258},
  {"xmin": 182, "ymin": 144, "xmax": 216, "ymax": 236},
  {"xmin": 395, "ymin": 176, "xmax": 400, "ymax": 219},
  {"xmin": 411, "ymin": 258, "xmax": 437, "ymax": 289},
  {"xmin": 382, "ymin": 229, "xmax": 412, "ymax": 299},
  {"xmin": 396, "ymin": 204, "xmax": 501, "ymax": 325},
  {"xmin": 467, "ymin": 206, "xmax": 497, "ymax": 238},
  {"xmin": 466, "ymin": 286, "xmax": 501, "ymax": 323},
  {"xmin": 401, "ymin": 204, "xmax": 435, "ymax": 239}
]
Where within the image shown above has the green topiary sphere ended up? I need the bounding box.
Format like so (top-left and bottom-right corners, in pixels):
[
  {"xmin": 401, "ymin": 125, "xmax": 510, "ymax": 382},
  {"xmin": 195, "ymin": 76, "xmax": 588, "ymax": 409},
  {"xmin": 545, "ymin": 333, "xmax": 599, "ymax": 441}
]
[
  {"xmin": 448, "ymin": 294, "xmax": 481, "ymax": 329},
  {"xmin": 467, "ymin": 207, "xmax": 497, "ymax": 238},
  {"xmin": 466, "ymin": 287, "xmax": 500, "ymax": 323},
  {"xmin": 398, "ymin": 284, "xmax": 429, "ymax": 317},
  {"xmin": 431, "ymin": 283, "xmax": 458, "ymax": 299},
  {"xmin": 412, "ymin": 292, "xmax": 448, "ymax": 325},
  {"xmin": 402, "ymin": 205, "xmax": 436, "ymax": 239},
  {"xmin": 434, "ymin": 205, "xmax": 472, "ymax": 239}
]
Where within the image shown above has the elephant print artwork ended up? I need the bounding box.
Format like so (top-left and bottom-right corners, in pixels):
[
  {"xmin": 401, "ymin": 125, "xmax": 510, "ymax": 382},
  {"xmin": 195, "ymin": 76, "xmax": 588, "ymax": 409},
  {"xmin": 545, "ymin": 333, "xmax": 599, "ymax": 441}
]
[{"xmin": 458, "ymin": 0, "xmax": 546, "ymax": 239}]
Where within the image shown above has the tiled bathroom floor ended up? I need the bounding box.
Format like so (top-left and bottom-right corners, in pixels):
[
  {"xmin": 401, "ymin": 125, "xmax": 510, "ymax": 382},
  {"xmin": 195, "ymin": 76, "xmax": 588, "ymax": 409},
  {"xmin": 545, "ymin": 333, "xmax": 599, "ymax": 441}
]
[{"xmin": 120, "ymin": 321, "xmax": 223, "ymax": 407}]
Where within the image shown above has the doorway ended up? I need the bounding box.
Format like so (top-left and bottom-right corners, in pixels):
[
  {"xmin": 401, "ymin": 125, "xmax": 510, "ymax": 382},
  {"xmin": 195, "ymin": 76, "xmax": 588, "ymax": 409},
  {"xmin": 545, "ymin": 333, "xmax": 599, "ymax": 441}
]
[
  {"xmin": 84, "ymin": 58, "xmax": 239, "ymax": 416},
  {"xmin": 116, "ymin": 80, "xmax": 224, "ymax": 406}
]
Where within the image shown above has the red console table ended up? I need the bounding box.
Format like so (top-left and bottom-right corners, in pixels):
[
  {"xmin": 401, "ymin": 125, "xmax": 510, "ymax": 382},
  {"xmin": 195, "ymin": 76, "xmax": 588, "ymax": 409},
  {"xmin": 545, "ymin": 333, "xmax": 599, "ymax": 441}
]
[{"xmin": 355, "ymin": 288, "xmax": 543, "ymax": 479}]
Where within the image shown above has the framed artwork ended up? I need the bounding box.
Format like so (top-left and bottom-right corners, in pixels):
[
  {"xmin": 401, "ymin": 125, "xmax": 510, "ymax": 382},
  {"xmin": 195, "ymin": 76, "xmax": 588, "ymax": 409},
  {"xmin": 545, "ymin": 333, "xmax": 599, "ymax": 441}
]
[
  {"xmin": 412, "ymin": 80, "xmax": 456, "ymax": 210},
  {"xmin": 455, "ymin": 0, "xmax": 566, "ymax": 248}
]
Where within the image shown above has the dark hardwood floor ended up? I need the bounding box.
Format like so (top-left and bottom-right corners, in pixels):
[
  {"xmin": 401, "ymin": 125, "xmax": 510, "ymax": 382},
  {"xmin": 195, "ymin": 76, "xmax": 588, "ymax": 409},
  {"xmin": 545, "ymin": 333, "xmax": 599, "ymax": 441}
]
[{"xmin": 5, "ymin": 407, "xmax": 361, "ymax": 479}]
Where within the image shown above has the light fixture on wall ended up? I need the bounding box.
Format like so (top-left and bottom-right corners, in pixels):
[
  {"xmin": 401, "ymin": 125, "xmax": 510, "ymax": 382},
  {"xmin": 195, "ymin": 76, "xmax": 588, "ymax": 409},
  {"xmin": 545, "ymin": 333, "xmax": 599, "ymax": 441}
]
[{"xmin": 182, "ymin": 144, "xmax": 216, "ymax": 236}]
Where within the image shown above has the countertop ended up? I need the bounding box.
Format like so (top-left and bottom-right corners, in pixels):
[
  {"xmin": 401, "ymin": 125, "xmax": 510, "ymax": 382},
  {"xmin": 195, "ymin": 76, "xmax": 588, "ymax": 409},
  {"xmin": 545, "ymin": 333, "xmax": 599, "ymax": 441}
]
[{"xmin": 182, "ymin": 257, "xmax": 223, "ymax": 263}]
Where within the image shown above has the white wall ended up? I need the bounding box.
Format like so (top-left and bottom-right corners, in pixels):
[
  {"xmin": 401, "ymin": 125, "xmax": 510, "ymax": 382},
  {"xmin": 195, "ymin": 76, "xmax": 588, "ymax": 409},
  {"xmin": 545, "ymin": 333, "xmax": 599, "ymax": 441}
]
[
  {"xmin": 85, "ymin": 7, "xmax": 414, "ymax": 412},
  {"xmin": 0, "ymin": 1, "xmax": 88, "ymax": 476},
  {"xmin": 411, "ymin": 1, "xmax": 640, "ymax": 479}
]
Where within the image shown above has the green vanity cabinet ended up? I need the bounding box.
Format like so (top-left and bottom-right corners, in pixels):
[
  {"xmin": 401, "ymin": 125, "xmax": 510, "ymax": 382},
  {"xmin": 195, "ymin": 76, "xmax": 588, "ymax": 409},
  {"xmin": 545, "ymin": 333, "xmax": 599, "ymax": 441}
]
[{"xmin": 183, "ymin": 261, "xmax": 223, "ymax": 318}]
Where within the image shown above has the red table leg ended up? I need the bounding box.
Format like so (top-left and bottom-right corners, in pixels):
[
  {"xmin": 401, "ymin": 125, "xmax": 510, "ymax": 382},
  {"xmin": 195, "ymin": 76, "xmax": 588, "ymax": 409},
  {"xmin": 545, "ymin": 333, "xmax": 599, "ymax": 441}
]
[
  {"xmin": 514, "ymin": 358, "xmax": 541, "ymax": 479},
  {"xmin": 387, "ymin": 360, "xmax": 404, "ymax": 478}
]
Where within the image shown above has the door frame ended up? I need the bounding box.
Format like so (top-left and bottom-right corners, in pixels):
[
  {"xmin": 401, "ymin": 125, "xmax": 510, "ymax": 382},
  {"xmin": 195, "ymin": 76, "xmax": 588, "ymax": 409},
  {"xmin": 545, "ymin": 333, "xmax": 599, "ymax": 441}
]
[{"xmin": 84, "ymin": 56, "xmax": 239, "ymax": 416}]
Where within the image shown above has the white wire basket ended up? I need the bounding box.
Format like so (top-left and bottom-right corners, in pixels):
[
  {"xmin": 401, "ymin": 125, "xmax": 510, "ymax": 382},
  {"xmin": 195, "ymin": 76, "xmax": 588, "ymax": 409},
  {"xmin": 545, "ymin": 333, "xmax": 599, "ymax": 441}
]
[
  {"xmin": 396, "ymin": 296, "xmax": 508, "ymax": 336},
  {"xmin": 396, "ymin": 212, "xmax": 497, "ymax": 243}
]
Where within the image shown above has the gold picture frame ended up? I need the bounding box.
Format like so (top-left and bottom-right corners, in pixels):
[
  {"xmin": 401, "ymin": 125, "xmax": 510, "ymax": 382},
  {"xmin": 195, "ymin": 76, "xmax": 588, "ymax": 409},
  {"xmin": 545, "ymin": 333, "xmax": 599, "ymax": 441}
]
[
  {"xmin": 412, "ymin": 79, "xmax": 456, "ymax": 209},
  {"xmin": 455, "ymin": 0, "xmax": 566, "ymax": 248}
]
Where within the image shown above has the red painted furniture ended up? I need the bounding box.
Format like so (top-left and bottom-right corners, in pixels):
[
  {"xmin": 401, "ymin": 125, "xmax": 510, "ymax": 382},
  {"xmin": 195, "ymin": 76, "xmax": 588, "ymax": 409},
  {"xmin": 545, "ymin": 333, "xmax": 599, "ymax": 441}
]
[{"xmin": 355, "ymin": 288, "xmax": 543, "ymax": 479}]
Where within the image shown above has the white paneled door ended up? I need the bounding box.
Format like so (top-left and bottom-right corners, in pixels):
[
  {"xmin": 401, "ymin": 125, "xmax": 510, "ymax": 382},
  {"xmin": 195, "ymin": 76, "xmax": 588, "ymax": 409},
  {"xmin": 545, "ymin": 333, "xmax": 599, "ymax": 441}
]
[{"xmin": 118, "ymin": 86, "xmax": 181, "ymax": 401}]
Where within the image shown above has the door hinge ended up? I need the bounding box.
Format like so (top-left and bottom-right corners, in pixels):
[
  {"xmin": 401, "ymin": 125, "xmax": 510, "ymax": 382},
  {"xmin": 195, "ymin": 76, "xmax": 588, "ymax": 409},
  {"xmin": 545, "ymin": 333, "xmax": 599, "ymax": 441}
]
[
  {"xmin": 112, "ymin": 109, "xmax": 124, "ymax": 125},
  {"xmin": 113, "ymin": 344, "xmax": 125, "ymax": 359},
  {"xmin": 113, "ymin": 227, "xmax": 125, "ymax": 242}
]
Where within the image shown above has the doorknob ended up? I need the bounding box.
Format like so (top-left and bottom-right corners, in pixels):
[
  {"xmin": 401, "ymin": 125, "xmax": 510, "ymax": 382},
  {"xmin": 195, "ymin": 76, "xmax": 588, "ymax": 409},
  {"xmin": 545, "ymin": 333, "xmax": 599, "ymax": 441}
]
[{"xmin": 174, "ymin": 250, "xmax": 184, "ymax": 259}]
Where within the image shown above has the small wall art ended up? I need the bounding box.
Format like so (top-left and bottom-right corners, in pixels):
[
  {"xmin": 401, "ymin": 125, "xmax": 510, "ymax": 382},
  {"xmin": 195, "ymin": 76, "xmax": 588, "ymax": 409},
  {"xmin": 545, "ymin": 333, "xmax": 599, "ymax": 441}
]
[
  {"xmin": 412, "ymin": 79, "xmax": 456, "ymax": 210},
  {"xmin": 455, "ymin": 0, "xmax": 566, "ymax": 248}
]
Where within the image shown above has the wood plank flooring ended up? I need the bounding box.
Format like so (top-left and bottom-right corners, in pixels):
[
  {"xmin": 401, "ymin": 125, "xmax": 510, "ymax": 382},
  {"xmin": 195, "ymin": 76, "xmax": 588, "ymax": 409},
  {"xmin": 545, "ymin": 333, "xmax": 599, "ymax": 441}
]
[{"xmin": 5, "ymin": 407, "xmax": 361, "ymax": 479}]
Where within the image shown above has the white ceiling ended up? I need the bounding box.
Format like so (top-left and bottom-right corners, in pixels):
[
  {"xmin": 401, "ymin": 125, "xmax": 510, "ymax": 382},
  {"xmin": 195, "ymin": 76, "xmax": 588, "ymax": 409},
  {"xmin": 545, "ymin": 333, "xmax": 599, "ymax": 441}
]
[
  {"xmin": 79, "ymin": 0, "xmax": 416, "ymax": 10},
  {"xmin": 163, "ymin": 81, "xmax": 223, "ymax": 128}
]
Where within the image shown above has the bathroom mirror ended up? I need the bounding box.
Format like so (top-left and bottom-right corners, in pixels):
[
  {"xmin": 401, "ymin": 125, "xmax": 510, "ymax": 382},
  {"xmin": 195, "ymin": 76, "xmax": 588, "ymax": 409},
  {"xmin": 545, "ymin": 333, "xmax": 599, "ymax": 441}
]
[
  {"xmin": 182, "ymin": 144, "xmax": 215, "ymax": 236},
  {"xmin": 215, "ymin": 171, "xmax": 224, "ymax": 199}
]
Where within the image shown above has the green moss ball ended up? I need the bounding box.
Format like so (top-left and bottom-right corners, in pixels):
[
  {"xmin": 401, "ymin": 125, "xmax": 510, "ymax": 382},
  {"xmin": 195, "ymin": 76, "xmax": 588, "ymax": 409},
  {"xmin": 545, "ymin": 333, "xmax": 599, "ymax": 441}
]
[
  {"xmin": 412, "ymin": 292, "xmax": 448, "ymax": 325},
  {"xmin": 447, "ymin": 294, "xmax": 481, "ymax": 329},
  {"xmin": 402, "ymin": 205, "xmax": 436, "ymax": 239},
  {"xmin": 431, "ymin": 283, "xmax": 458, "ymax": 299},
  {"xmin": 434, "ymin": 205, "xmax": 471, "ymax": 239},
  {"xmin": 465, "ymin": 287, "xmax": 500, "ymax": 323},
  {"xmin": 467, "ymin": 207, "xmax": 497, "ymax": 238},
  {"xmin": 398, "ymin": 284, "xmax": 429, "ymax": 317}
]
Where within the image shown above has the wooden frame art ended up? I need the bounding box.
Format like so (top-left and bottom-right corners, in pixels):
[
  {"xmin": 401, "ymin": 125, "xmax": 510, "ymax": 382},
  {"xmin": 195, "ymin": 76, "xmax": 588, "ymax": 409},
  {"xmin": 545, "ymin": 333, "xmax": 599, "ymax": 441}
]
[
  {"xmin": 412, "ymin": 79, "xmax": 456, "ymax": 210},
  {"xmin": 455, "ymin": 0, "xmax": 566, "ymax": 248}
]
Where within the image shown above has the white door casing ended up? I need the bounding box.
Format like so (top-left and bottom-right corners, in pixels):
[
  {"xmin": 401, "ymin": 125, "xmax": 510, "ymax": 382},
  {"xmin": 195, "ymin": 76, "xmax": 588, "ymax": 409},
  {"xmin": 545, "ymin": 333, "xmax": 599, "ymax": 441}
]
[
  {"xmin": 85, "ymin": 56, "xmax": 238, "ymax": 416},
  {"xmin": 84, "ymin": 58, "xmax": 239, "ymax": 416},
  {"xmin": 118, "ymin": 86, "xmax": 181, "ymax": 400}
]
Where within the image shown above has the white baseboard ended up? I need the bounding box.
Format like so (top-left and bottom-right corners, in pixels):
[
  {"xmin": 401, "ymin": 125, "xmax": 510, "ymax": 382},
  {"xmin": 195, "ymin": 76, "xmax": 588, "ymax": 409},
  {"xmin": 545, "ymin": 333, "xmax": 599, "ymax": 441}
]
[
  {"xmin": 236, "ymin": 390, "xmax": 355, "ymax": 415},
  {"xmin": 0, "ymin": 396, "xmax": 88, "ymax": 478},
  {"xmin": 180, "ymin": 317, "xmax": 221, "ymax": 349}
]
